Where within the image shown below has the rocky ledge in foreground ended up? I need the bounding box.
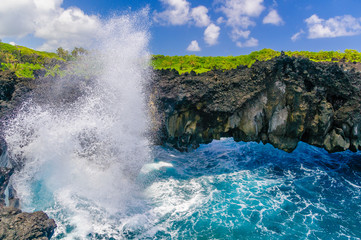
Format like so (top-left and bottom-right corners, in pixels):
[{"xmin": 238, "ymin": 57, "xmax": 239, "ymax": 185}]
[
  {"xmin": 0, "ymin": 166, "xmax": 56, "ymax": 240},
  {"xmin": 152, "ymin": 54, "xmax": 361, "ymax": 153},
  {"xmin": 0, "ymin": 206, "xmax": 56, "ymax": 240}
]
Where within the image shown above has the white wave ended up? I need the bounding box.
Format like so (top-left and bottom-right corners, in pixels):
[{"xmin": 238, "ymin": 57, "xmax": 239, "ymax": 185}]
[{"xmin": 140, "ymin": 161, "xmax": 173, "ymax": 174}]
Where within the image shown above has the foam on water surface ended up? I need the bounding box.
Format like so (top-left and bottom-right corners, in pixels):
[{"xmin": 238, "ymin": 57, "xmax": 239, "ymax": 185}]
[
  {"xmin": 141, "ymin": 139, "xmax": 361, "ymax": 240},
  {"xmin": 20, "ymin": 138, "xmax": 361, "ymax": 239}
]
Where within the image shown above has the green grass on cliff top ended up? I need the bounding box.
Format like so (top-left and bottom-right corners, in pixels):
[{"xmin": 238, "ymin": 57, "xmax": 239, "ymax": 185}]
[
  {"xmin": 1, "ymin": 42, "xmax": 361, "ymax": 78},
  {"xmin": 152, "ymin": 49, "xmax": 361, "ymax": 74}
]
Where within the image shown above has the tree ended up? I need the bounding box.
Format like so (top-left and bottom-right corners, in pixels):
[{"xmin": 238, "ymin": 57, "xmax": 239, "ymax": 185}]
[{"xmin": 56, "ymin": 47, "xmax": 70, "ymax": 60}]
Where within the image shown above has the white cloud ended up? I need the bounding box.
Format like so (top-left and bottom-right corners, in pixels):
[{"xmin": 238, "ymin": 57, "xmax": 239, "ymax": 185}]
[
  {"xmin": 191, "ymin": 6, "xmax": 211, "ymax": 27},
  {"xmin": 0, "ymin": 0, "xmax": 101, "ymax": 51},
  {"xmin": 154, "ymin": 0, "xmax": 211, "ymax": 28},
  {"xmin": 305, "ymin": 14, "xmax": 361, "ymax": 39},
  {"xmin": 9, "ymin": 42, "xmax": 16, "ymax": 46},
  {"xmin": 230, "ymin": 29, "xmax": 250, "ymax": 41},
  {"xmin": 0, "ymin": 0, "xmax": 38, "ymax": 38},
  {"xmin": 187, "ymin": 40, "xmax": 201, "ymax": 51},
  {"xmin": 291, "ymin": 29, "xmax": 305, "ymax": 41},
  {"xmin": 35, "ymin": 7, "xmax": 101, "ymax": 50},
  {"xmin": 204, "ymin": 23, "xmax": 221, "ymax": 46},
  {"xmin": 236, "ymin": 37, "xmax": 258, "ymax": 47},
  {"xmin": 154, "ymin": 0, "xmax": 190, "ymax": 25},
  {"xmin": 217, "ymin": 0, "xmax": 265, "ymax": 28},
  {"xmin": 215, "ymin": 0, "xmax": 264, "ymax": 47},
  {"xmin": 263, "ymin": 9, "xmax": 284, "ymax": 25}
]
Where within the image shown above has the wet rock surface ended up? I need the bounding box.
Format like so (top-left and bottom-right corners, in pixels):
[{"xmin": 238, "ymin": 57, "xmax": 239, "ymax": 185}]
[
  {"xmin": 0, "ymin": 206, "xmax": 56, "ymax": 240},
  {"xmin": 0, "ymin": 166, "xmax": 56, "ymax": 240},
  {"xmin": 0, "ymin": 139, "xmax": 56, "ymax": 239},
  {"xmin": 151, "ymin": 55, "xmax": 361, "ymax": 152},
  {"xmin": 0, "ymin": 167, "xmax": 13, "ymax": 206}
]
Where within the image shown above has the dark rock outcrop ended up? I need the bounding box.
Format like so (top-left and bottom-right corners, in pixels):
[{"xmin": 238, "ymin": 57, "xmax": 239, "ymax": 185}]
[
  {"xmin": 151, "ymin": 55, "xmax": 361, "ymax": 152},
  {"xmin": 0, "ymin": 206, "xmax": 56, "ymax": 240},
  {"xmin": 0, "ymin": 70, "xmax": 36, "ymax": 122},
  {"xmin": 0, "ymin": 167, "xmax": 56, "ymax": 240}
]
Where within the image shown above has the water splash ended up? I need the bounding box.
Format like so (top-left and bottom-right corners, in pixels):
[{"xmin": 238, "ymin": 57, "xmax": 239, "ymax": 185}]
[{"xmin": 5, "ymin": 10, "xmax": 151, "ymax": 238}]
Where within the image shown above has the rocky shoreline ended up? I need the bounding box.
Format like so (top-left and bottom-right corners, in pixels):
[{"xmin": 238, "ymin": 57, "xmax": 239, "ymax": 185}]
[
  {"xmin": 151, "ymin": 54, "xmax": 361, "ymax": 153},
  {"xmin": 0, "ymin": 205, "xmax": 56, "ymax": 240},
  {"xmin": 0, "ymin": 167, "xmax": 56, "ymax": 239},
  {"xmin": 0, "ymin": 54, "xmax": 361, "ymax": 238},
  {"xmin": 0, "ymin": 147, "xmax": 56, "ymax": 239}
]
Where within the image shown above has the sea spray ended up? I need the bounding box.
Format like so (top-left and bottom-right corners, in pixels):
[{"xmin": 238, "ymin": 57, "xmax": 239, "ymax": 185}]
[{"xmin": 4, "ymin": 10, "xmax": 151, "ymax": 238}]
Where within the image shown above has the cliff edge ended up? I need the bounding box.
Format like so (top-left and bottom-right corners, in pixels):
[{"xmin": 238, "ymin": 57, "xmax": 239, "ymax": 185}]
[{"xmin": 152, "ymin": 54, "xmax": 361, "ymax": 153}]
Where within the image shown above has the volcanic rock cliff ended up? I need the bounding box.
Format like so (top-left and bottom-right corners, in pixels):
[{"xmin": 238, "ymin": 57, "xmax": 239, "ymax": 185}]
[
  {"xmin": 1, "ymin": 55, "xmax": 361, "ymax": 154},
  {"xmin": 151, "ymin": 54, "xmax": 361, "ymax": 153}
]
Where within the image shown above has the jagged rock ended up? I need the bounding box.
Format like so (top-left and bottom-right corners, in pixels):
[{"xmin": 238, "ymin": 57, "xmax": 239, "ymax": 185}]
[
  {"xmin": 0, "ymin": 70, "xmax": 34, "ymax": 121},
  {"xmin": 0, "ymin": 71, "xmax": 16, "ymax": 102},
  {"xmin": 324, "ymin": 128, "xmax": 350, "ymax": 152},
  {"xmin": 0, "ymin": 206, "xmax": 56, "ymax": 240},
  {"xmin": 151, "ymin": 55, "xmax": 361, "ymax": 153}
]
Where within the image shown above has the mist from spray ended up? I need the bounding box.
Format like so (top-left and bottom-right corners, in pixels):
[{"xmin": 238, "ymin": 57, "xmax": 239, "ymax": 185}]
[{"xmin": 4, "ymin": 10, "xmax": 151, "ymax": 238}]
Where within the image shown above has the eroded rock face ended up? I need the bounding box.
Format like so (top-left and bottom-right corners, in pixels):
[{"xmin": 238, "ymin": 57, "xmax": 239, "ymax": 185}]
[
  {"xmin": 0, "ymin": 70, "xmax": 35, "ymax": 121},
  {"xmin": 151, "ymin": 55, "xmax": 361, "ymax": 153}
]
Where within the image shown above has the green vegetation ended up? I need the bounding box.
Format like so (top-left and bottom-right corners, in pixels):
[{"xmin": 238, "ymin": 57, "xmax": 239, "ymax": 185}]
[
  {"xmin": 285, "ymin": 49, "xmax": 361, "ymax": 62},
  {"xmin": 152, "ymin": 49, "xmax": 280, "ymax": 74},
  {"xmin": 56, "ymin": 47, "xmax": 88, "ymax": 61},
  {"xmin": 152, "ymin": 49, "xmax": 361, "ymax": 74},
  {"xmin": 0, "ymin": 42, "xmax": 66, "ymax": 78},
  {"xmin": 0, "ymin": 42, "xmax": 86, "ymax": 78},
  {"xmin": 1, "ymin": 41, "xmax": 361, "ymax": 78}
]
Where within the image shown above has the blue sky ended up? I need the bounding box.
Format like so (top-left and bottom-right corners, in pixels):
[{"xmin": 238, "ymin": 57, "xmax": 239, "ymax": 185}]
[{"xmin": 1, "ymin": 0, "xmax": 361, "ymax": 56}]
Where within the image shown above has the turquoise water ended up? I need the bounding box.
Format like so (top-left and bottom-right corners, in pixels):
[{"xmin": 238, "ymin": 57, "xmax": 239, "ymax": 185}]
[{"xmin": 25, "ymin": 138, "xmax": 361, "ymax": 239}]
